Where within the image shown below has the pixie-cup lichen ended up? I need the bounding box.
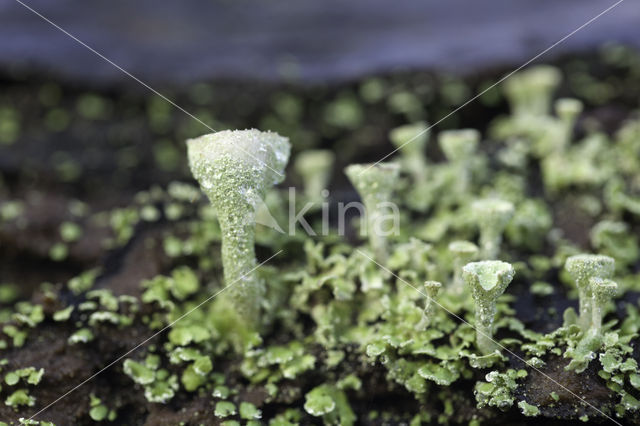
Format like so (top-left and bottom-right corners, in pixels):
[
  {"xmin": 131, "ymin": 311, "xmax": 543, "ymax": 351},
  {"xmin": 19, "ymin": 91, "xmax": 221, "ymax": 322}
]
[
  {"xmin": 294, "ymin": 149, "xmax": 335, "ymax": 203},
  {"xmin": 503, "ymin": 65, "xmax": 561, "ymax": 117},
  {"xmin": 438, "ymin": 129, "xmax": 479, "ymax": 194},
  {"xmin": 463, "ymin": 260, "xmax": 515, "ymax": 354},
  {"xmin": 448, "ymin": 240, "xmax": 478, "ymax": 295},
  {"xmin": 554, "ymin": 98, "xmax": 583, "ymax": 152},
  {"xmin": 415, "ymin": 280, "xmax": 441, "ymax": 331},
  {"xmin": 472, "ymin": 199, "xmax": 514, "ymax": 259},
  {"xmin": 565, "ymin": 254, "xmax": 615, "ymax": 331},
  {"xmin": 389, "ymin": 121, "xmax": 429, "ymax": 181},
  {"xmin": 589, "ymin": 277, "xmax": 617, "ymax": 336},
  {"xmin": 187, "ymin": 129, "xmax": 290, "ymax": 328},
  {"xmin": 345, "ymin": 163, "xmax": 400, "ymax": 263}
]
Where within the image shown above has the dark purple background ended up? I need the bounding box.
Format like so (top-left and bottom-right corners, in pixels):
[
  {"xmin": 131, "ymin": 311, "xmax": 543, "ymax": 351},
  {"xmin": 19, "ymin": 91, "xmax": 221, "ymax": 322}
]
[{"xmin": 0, "ymin": 0, "xmax": 638, "ymax": 85}]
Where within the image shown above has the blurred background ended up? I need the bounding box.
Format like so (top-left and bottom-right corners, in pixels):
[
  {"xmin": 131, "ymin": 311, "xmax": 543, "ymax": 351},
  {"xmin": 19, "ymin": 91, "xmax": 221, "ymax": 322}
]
[
  {"xmin": 1, "ymin": 0, "xmax": 639, "ymax": 84},
  {"xmin": 1, "ymin": 0, "xmax": 639, "ymax": 298}
]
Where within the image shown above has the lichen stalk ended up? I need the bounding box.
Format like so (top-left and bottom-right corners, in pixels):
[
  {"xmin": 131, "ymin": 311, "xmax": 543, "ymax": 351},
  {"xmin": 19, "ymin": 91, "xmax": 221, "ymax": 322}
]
[
  {"xmin": 187, "ymin": 129, "xmax": 290, "ymax": 328},
  {"xmin": 472, "ymin": 199, "xmax": 514, "ymax": 259},
  {"xmin": 345, "ymin": 163, "xmax": 400, "ymax": 263},
  {"xmin": 564, "ymin": 254, "xmax": 615, "ymax": 331},
  {"xmin": 463, "ymin": 260, "xmax": 515, "ymax": 354},
  {"xmin": 415, "ymin": 281, "xmax": 441, "ymax": 331},
  {"xmin": 589, "ymin": 277, "xmax": 617, "ymax": 336}
]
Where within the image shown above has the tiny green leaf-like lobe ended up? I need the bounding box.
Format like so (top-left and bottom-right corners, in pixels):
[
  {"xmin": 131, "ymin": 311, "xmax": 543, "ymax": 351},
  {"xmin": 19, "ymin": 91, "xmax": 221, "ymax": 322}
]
[
  {"xmin": 518, "ymin": 400, "xmax": 540, "ymax": 416},
  {"xmin": 304, "ymin": 384, "xmax": 355, "ymax": 425},
  {"xmin": 5, "ymin": 389, "xmax": 35, "ymax": 407},
  {"xmin": 304, "ymin": 385, "xmax": 336, "ymax": 416},
  {"xmin": 123, "ymin": 359, "xmax": 155, "ymax": 385},
  {"xmin": 417, "ymin": 362, "xmax": 459, "ymax": 385},
  {"xmin": 214, "ymin": 401, "xmax": 237, "ymax": 418},
  {"xmin": 239, "ymin": 401, "xmax": 262, "ymax": 420}
]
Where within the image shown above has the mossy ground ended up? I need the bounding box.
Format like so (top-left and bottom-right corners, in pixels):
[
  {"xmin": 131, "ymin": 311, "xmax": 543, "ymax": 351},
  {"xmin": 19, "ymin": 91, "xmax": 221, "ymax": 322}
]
[{"xmin": 1, "ymin": 45, "xmax": 640, "ymax": 425}]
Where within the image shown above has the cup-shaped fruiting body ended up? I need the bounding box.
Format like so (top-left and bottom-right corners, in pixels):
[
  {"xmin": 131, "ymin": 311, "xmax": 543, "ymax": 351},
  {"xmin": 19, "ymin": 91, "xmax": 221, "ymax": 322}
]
[
  {"xmin": 448, "ymin": 240, "xmax": 479, "ymax": 295},
  {"xmin": 416, "ymin": 281, "xmax": 442, "ymax": 331},
  {"xmin": 463, "ymin": 261, "xmax": 515, "ymax": 354},
  {"xmin": 294, "ymin": 150, "xmax": 335, "ymax": 203},
  {"xmin": 589, "ymin": 277, "xmax": 617, "ymax": 336},
  {"xmin": 389, "ymin": 121, "xmax": 429, "ymax": 180},
  {"xmin": 472, "ymin": 199, "xmax": 515, "ymax": 259},
  {"xmin": 438, "ymin": 129, "xmax": 480, "ymax": 194},
  {"xmin": 187, "ymin": 129, "xmax": 290, "ymax": 327},
  {"xmin": 345, "ymin": 163, "xmax": 400, "ymax": 263},
  {"xmin": 565, "ymin": 254, "xmax": 615, "ymax": 331},
  {"xmin": 503, "ymin": 65, "xmax": 561, "ymax": 117},
  {"xmin": 554, "ymin": 98, "xmax": 583, "ymax": 152}
]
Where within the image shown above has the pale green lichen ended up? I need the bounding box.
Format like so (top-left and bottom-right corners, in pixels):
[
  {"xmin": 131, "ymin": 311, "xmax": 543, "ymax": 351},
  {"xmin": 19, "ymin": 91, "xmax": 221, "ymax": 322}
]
[
  {"xmin": 471, "ymin": 199, "xmax": 514, "ymax": 259},
  {"xmin": 239, "ymin": 401, "xmax": 262, "ymax": 420},
  {"xmin": 415, "ymin": 281, "xmax": 441, "ymax": 330},
  {"xmin": 68, "ymin": 328, "xmax": 93, "ymax": 345},
  {"xmin": 89, "ymin": 394, "xmax": 116, "ymax": 422},
  {"xmin": 186, "ymin": 129, "xmax": 290, "ymax": 329},
  {"xmin": 5, "ymin": 367, "xmax": 44, "ymax": 386},
  {"xmin": 564, "ymin": 254, "xmax": 615, "ymax": 331},
  {"xmin": 554, "ymin": 98, "xmax": 583, "ymax": 152},
  {"xmin": 463, "ymin": 261, "xmax": 515, "ymax": 354},
  {"xmin": 5, "ymin": 389, "xmax": 35, "ymax": 407},
  {"xmin": 303, "ymin": 384, "xmax": 355, "ymax": 426},
  {"xmin": 389, "ymin": 121, "xmax": 429, "ymax": 181},
  {"xmin": 518, "ymin": 400, "xmax": 540, "ymax": 416},
  {"xmin": 590, "ymin": 220, "xmax": 639, "ymax": 267},
  {"xmin": 294, "ymin": 149, "xmax": 334, "ymax": 203},
  {"xmin": 345, "ymin": 163, "xmax": 400, "ymax": 263},
  {"xmin": 438, "ymin": 128, "xmax": 479, "ymax": 194},
  {"xmin": 215, "ymin": 401, "xmax": 237, "ymax": 418},
  {"xmin": 52, "ymin": 305, "xmax": 74, "ymax": 322},
  {"xmin": 503, "ymin": 65, "xmax": 562, "ymax": 117},
  {"xmin": 475, "ymin": 369, "xmax": 527, "ymax": 410},
  {"xmin": 589, "ymin": 277, "xmax": 617, "ymax": 336},
  {"xmin": 448, "ymin": 240, "xmax": 478, "ymax": 295}
]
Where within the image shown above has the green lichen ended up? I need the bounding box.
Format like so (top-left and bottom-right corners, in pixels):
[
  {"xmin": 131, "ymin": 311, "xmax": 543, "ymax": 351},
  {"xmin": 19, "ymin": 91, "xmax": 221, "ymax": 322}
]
[
  {"xmin": 215, "ymin": 401, "xmax": 237, "ymax": 418},
  {"xmin": 187, "ymin": 129, "xmax": 290, "ymax": 330},
  {"xmin": 463, "ymin": 261, "xmax": 515, "ymax": 354},
  {"xmin": 5, "ymin": 389, "xmax": 35, "ymax": 408},
  {"xmin": 472, "ymin": 199, "xmax": 514, "ymax": 259},
  {"xmin": 438, "ymin": 129, "xmax": 479, "ymax": 194},
  {"xmin": 564, "ymin": 254, "xmax": 615, "ymax": 331},
  {"xmin": 4, "ymin": 57, "xmax": 640, "ymax": 424},
  {"xmin": 294, "ymin": 149, "xmax": 334, "ymax": 202},
  {"xmin": 345, "ymin": 162, "xmax": 400, "ymax": 263},
  {"xmin": 475, "ymin": 369, "xmax": 527, "ymax": 410},
  {"xmin": 304, "ymin": 384, "xmax": 355, "ymax": 426},
  {"xmin": 415, "ymin": 281, "xmax": 441, "ymax": 330},
  {"xmin": 518, "ymin": 400, "xmax": 540, "ymax": 416}
]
